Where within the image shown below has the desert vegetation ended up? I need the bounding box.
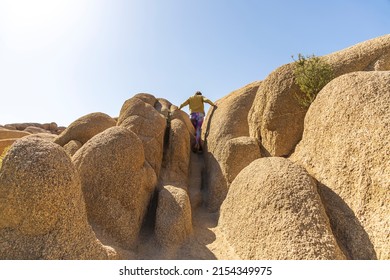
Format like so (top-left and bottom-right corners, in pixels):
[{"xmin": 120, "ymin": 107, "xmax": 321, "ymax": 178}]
[{"xmin": 292, "ymin": 53, "xmax": 334, "ymax": 108}]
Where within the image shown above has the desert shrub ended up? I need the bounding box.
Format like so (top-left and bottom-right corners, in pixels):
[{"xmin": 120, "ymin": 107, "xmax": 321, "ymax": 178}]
[
  {"xmin": 0, "ymin": 146, "xmax": 11, "ymax": 169},
  {"xmin": 292, "ymin": 53, "xmax": 334, "ymax": 108}
]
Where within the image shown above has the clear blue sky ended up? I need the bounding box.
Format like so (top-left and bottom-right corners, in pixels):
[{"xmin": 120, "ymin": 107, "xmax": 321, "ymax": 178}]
[{"xmin": 1, "ymin": 0, "xmax": 389, "ymax": 126}]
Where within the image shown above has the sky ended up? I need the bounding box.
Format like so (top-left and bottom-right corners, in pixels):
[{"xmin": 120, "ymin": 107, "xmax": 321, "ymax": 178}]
[{"xmin": 0, "ymin": 0, "xmax": 389, "ymax": 126}]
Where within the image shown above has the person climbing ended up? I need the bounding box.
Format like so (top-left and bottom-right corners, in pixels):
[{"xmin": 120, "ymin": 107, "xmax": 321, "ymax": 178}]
[{"xmin": 178, "ymin": 91, "xmax": 217, "ymax": 153}]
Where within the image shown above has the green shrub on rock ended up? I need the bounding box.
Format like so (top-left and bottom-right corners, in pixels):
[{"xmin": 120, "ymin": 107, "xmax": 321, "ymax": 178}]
[{"xmin": 292, "ymin": 53, "xmax": 334, "ymax": 108}]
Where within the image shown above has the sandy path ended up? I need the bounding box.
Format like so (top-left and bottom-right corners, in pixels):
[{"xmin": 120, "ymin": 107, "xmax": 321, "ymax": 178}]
[
  {"xmin": 134, "ymin": 204, "xmax": 239, "ymax": 260},
  {"xmin": 175, "ymin": 206, "xmax": 240, "ymax": 260}
]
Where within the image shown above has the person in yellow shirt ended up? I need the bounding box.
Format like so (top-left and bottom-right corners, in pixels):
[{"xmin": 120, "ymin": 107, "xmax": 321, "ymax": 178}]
[{"xmin": 179, "ymin": 91, "xmax": 216, "ymax": 152}]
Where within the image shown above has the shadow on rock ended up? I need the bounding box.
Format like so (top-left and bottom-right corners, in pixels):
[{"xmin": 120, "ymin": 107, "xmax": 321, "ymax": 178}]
[
  {"xmin": 318, "ymin": 183, "xmax": 377, "ymax": 260},
  {"xmin": 203, "ymin": 150, "xmax": 227, "ymax": 212}
]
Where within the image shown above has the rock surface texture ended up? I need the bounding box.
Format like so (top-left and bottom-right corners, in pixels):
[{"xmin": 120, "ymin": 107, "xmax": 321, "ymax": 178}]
[
  {"xmin": 219, "ymin": 157, "xmax": 345, "ymax": 260},
  {"xmin": 117, "ymin": 96, "xmax": 166, "ymax": 177},
  {"xmin": 0, "ymin": 137, "xmax": 116, "ymax": 259},
  {"xmin": 55, "ymin": 112, "xmax": 116, "ymax": 147},
  {"xmin": 72, "ymin": 126, "xmax": 156, "ymax": 249},
  {"xmin": 291, "ymin": 71, "xmax": 390, "ymax": 259},
  {"xmin": 155, "ymin": 185, "xmax": 192, "ymax": 250}
]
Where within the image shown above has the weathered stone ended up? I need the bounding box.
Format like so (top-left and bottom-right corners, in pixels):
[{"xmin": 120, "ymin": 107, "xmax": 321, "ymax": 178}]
[
  {"xmin": 25, "ymin": 133, "xmax": 57, "ymax": 142},
  {"xmin": 42, "ymin": 122, "xmax": 58, "ymax": 132},
  {"xmin": 155, "ymin": 98, "xmax": 172, "ymax": 118},
  {"xmin": 55, "ymin": 112, "xmax": 116, "ymax": 146},
  {"xmin": 133, "ymin": 93, "xmax": 157, "ymax": 106},
  {"xmin": 291, "ymin": 71, "xmax": 390, "ymax": 259},
  {"xmin": 3, "ymin": 123, "xmax": 41, "ymax": 131},
  {"xmin": 24, "ymin": 126, "xmax": 50, "ymax": 134},
  {"xmin": 118, "ymin": 96, "xmax": 166, "ymax": 177},
  {"xmin": 221, "ymin": 136, "xmax": 261, "ymax": 185},
  {"xmin": 63, "ymin": 140, "xmax": 83, "ymax": 157},
  {"xmin": 219, "ymin": 157, "xmax": 345, "ymax": 260},
  {"xmin": 0, "ymin": 137, "xmax": 115, "ymax": 259},
  {"xmin": 156, "ymin": 185, "xmax": 192, "ymax": 249},
  {"xmin": 72, "ymin": 126, "xmax": 157, "ymax": 249}
]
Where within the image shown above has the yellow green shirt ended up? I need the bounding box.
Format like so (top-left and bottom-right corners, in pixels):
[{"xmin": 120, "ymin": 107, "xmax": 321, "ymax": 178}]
[{"xmin": 179, "ymin": 95, "xmax": 215, "ymax": 113}]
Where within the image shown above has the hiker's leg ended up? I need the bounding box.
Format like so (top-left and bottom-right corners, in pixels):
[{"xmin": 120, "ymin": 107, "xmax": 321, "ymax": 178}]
[
  {"xmin": 190, "ymin": 113, "xmax": 197, "ymax": 130},
  {"xmin": 196, "ymin": 113, "xmax": 205, "ymax": 148},
  {"xmin": 190, "ymin": 113, "xmax": 199, "ymax": 151},
  {"xmin": 195, "ymin": 125, "xmax": 201, "ymax": 145}
]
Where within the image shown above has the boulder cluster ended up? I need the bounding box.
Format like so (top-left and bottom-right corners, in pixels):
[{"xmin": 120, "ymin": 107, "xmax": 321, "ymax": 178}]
[
  {"xmin": 0, "ymin": 94, "xmax": 196, "ymax": 259},
  {"xmin": 204, "ymin": 34, "xmax": 390, "ymax": 259},
  {"xmin": 0, "ymin": 122, "xmax": 64, "ymax": 156},
  {"xmin": 1, "ymin": 34, "xmax": 389, "ymax": 259}
]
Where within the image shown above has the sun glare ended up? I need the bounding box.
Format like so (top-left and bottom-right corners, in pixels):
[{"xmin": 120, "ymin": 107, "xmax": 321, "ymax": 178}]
[{"xmin": 0, "ymin": 0, "xmax": 87, "ymax": 51}]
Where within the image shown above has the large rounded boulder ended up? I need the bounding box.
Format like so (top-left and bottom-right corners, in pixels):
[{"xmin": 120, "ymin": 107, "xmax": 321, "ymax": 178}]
[
  {"xmin": 291, "ymin": 71, "xmax": 390, "ymax": 259},
  {"xmin": 118, "ymin": 96, "xmax": 166, "ymax": 177},
  {"xmin": 0, "ymin": 137, "xmax": 115, "ymax": 259},
  {"xmin": 72, "ymin": 126, "xmax": 157, "ymax": 249},
  {"xmin": 55, "ymin": 112, "xmax": 116, "ymax": 147},
  {"xmin": 155, "ymin": 185, "xmax": 192, "ymax": 250},
  {"xmin": 219, "ymin": 157, "xmax": 345, "ymax": 260}
]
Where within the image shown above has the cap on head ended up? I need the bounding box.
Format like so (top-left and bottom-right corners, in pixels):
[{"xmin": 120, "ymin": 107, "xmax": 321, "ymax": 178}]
[{"xmin": 195, "ymin": 91, "xmax": 202, "ymax": 95}]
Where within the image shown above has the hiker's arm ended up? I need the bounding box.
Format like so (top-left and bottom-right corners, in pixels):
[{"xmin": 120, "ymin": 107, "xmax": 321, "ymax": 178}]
[
  {"xmin": 203, "ymin": 97, "xmax": 216, "ymax": 107},
  {"xmin": 179, "ymin": 99, "xmax": 189, "ymax": 110}
]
